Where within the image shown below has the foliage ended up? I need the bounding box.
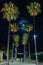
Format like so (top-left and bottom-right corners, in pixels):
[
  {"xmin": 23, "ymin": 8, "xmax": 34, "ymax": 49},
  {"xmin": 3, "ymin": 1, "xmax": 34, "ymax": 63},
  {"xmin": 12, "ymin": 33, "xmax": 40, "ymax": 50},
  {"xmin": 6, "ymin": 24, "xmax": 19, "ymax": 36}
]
[
  {"xmin": 3, "ymin": 53, "xmax": 7, "ymax": 59},
  {"xmin": 26, "ymin": 2, "xmax": 41, "ymax": 16},
  {"xmin": 10, "ymin": 23, "xmax": 19, "ymax": 32},
  {"xmin": 31, "ymin": 54, "xmax": 43, "ymax": 62},
  {"xmin": 1, "ymin": 45, "xmax": 6, "ymax": 51},
  {"xmin": 13, "ymin": 34, "xmax": 19, "ymax": 47},
  {"xmin": 9, "ymin": 49, "xmax": 12, "ymax": 57},
  {"xmin": 38, "ymin": 54, "xmax": 43, "ymax": 62},
  {"xmin": 22, "ymin": 33, "xmax": 29, "ymax": 45},
  {"xmin": 25, "ymin": 24, "xmax": 33, "ymax": 32},
  {"xmin": 1, "ymin": 2, "xmax": 19, "ymax": 21}
]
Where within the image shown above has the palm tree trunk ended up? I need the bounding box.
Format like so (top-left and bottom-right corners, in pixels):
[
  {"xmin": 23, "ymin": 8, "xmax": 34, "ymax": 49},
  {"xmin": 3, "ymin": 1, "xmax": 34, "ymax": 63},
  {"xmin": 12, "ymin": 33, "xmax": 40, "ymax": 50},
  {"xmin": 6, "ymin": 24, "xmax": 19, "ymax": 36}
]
[
  {"xmin": 24, "ymin": 44, "xmax": 26, "ymax": 62},
  {"xmin": 15, "ymin": 46, "xmax": 17, "ymax": 60},
  {"xmin": 12, "ymin": 43, "xmax": 14, "ymax": 62},
  {"xmin": 29, "ymin": 43, "xmax": 31, "ymax": 63},
  {"xmin": 34, "ymin": 35, "xmax": 38, "ymax": 65},
  {"xmin": 33, "ymin": 16, "xmax": 38, "ymax": 65},
  {"xmin": 7, "ymin": 21, "xmax": 11, "ymax": 65}
]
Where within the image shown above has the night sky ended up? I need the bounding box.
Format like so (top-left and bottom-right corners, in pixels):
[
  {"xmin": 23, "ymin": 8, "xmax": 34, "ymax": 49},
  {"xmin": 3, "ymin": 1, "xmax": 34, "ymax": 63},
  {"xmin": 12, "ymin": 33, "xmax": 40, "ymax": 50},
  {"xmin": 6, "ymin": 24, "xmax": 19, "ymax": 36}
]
[{"xmin": 0, "ymin": 0, "xmax": 43, "ymax": 53}]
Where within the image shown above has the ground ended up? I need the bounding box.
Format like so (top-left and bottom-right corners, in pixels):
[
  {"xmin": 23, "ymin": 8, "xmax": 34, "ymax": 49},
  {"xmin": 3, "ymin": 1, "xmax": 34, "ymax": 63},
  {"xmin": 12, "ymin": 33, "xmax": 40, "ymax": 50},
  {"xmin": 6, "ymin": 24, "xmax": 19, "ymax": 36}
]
[{"xmin": 0, "ymin": 61, "xmax": 43, "ymax": 65}]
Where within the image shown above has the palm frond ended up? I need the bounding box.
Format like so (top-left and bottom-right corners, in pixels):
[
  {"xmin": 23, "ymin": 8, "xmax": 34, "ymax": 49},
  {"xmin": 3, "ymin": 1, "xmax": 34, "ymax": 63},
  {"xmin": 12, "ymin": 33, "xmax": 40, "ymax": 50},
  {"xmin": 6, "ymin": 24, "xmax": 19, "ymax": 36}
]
[
  {"xmin": 22, "ymin": 33, "xmax": 29, "ymax": 45},
  {"xmin": 25, "ymin": 24, "xmax": 33, "ymax": 32},
  {"xmin": 10, "ymin": 23, "xmax": 19, "ymax": 32},
  {"xmin": 13, "ymin": 34, "xmax": 19, "ymax": 47},
  {"xmin": 1, "ymin": 2, "xmax": 19, "ymax": 21},
  {"xmin": 26, "ymin": 2, "xmax": 41, "ymax": 16}
]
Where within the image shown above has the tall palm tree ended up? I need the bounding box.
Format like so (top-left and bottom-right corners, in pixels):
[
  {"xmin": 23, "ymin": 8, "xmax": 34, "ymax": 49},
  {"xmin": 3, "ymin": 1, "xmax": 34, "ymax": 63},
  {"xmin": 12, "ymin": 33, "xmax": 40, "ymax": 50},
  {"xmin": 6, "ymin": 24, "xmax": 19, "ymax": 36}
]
[
  {"xmin": 25, "ymin": 24, "xmax": 33, "ymax": 62},
  {"xmin": 26, "ymin": 2, "xmax": 41, "ymax": 65},
  {"xmin": 10, "ymin": 23, "xmax": 19, "ymax": 61},
  {"xmin": 1, "ymin": 2, "xmax": 19, "ymax": 65},
  {"xmin": 22, "ymin": 33, "xmax": 29, "ymax": 62},
  {"xmin": 13, "ymin": 34, "xmax": 19, "ymax": 60}
]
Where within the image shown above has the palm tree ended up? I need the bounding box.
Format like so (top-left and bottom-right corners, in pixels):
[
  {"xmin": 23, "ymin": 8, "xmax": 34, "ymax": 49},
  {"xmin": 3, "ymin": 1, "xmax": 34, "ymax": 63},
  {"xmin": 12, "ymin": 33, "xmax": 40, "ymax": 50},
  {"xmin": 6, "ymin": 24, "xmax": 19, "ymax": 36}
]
[
  {"xmin": 22, "ymin": 33, "xmax": 29, "ymax": 62},
  {"xmin": 26, "ymin": 2, "xmax": 41, "ymax": 65},
  {"xmin": 13, "ymin": 34, "xmax": 19, "ymax": 60},
  {"xmin": 1, "ymin": 2, "xmax": 19, "ymax": 65},
  {"xmin": 10, "ymin": 23, "xmax": 19, "ymax": 33},
  {"xmin": 25, "ymin": 24, "xmax": 33, "ymax": 62},
  {"xmin": 10, "ymin": 23, "xmax": 19, "ymax": 61},
  {"xmin": 25, "ymin": 24, "xmax": 33, "ymax": 32}
]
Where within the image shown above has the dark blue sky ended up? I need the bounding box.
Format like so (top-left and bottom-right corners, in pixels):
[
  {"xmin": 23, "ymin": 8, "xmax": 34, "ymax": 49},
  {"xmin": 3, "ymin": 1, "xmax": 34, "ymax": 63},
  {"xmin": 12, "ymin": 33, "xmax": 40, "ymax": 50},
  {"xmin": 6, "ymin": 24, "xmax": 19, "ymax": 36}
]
[{"xmin": 0, "ymin": 0, "xmax": 43, "ymax": 52}]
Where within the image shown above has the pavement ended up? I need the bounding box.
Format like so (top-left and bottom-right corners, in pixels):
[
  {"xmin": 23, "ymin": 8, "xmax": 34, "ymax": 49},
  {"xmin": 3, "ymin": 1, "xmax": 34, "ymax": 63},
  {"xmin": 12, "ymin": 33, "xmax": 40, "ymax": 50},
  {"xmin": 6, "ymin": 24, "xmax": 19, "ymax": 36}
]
[
  {"xmin": 0, "ymin": 61, "xmax": 43, "ymax": 65},
  {"xmin": 0, "ymin": 61, "xmax": 36, "ymax": 65},
  {"xmin": 38, "ymin": 63, "xmax": 43, "ymax": 65}
]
